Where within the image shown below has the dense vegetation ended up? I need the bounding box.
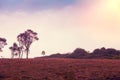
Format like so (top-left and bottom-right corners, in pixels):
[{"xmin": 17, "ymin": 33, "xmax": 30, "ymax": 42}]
[{"xmin": 44, "ymin": 47, "xmax": 120, "ymax": 59}]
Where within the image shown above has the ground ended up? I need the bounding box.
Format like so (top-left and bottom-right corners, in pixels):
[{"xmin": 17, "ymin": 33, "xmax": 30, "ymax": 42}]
[{"xmin": 0, "ymin": 58, "xmax": 120, "ymax": 80}]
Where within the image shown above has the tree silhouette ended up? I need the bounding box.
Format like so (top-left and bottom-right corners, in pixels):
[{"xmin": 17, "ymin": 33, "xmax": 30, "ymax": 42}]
[
  {"xmin": 41, "ymin": 50, "xmax": 45, "ymax": 56},
  {"xmin": 9, "ymin": 43, "xmax": 22, "ymax": 58},
  {"xmin": 67, "ymin": 48, "xmax": 89, "ymax": 58},
  {"xmin": 0, "ymin": 37, "xmax": 7, "ymax": 52},
  {"xmin": 17, "ymin": 29, "xmax": 39, "ymax": 59}
]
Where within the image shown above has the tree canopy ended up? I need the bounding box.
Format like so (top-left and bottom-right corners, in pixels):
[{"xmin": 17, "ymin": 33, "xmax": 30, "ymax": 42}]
[
  {"xmin": 0, "ymin": 37, "xmax": 7, "ymax": 52},
  {"xmin": 17, "ymin": 29, "xmax": 39, "ymax": 59}
]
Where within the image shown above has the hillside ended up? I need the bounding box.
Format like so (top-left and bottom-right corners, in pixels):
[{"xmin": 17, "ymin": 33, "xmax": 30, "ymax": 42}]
[
  {"xmin": 44, "ymin": 48, "xmax": 120, "ymax": 59},
  {"xmin": 0, "ymin": 58, "xmax": 120, "ymax": 80}
]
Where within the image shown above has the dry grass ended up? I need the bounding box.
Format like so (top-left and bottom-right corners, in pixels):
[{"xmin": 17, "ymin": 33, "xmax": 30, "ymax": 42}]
[{"xmin": 0, "ymin": 58, "xmax": 120, "ymax": 80}]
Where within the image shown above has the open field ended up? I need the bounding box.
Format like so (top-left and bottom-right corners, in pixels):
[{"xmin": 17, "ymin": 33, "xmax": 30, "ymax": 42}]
[{"xmin": 0, "ymin": 58, "xmax": 120, "ymax": 80}]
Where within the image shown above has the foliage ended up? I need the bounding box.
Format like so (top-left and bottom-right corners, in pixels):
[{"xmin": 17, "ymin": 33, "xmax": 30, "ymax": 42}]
[
  {"xmin": 17, "ymin": 29, "xmax": 39, "ymax": 59},
  {"xmin": 45, "ymin": 47, "xmax": 120, "ymax": 59},
  {"xmin": 68, "ymin": 48, "xmax": 89, "ymax": 58},
  {"xmin": 9, "ymin": 43, "xmax": 22, "ymax": 58},
  {"xmin": 0, "ymin": 37, "xmax": 7, "ymax": 52},
  {"xmin": 41, "ymin": 50, "xmax": 45, "ymax": 56}
]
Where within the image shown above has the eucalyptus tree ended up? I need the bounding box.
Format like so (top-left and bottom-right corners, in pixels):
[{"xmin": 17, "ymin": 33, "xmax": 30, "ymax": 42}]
[
  {"xmin": 9, "ymin": 43, "xmax": 22, "ymax": 58},
  {"xmin": 17, "ymin": 29, "xmax": 39, "ymax": 59}
]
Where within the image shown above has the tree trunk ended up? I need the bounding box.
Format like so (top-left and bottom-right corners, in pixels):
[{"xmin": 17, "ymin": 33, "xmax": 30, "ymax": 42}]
[
  {"xmin": 26, "ymin": 49, "xmax": 29, "ymax": 59},
  {"xmin": 21, "ymin": 50, "xmax": 23, "ymax": 58},
  {"xmin": 11, "ymin": 52, "xmax": 14, "ymax": 59},
  {"xmin": 18, "ymin": 52, "xmax": 20, "ymax": 59}
]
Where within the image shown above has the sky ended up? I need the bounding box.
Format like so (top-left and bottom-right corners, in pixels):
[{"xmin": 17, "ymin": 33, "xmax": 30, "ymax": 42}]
[{"xmin": 0, "ymin": 0, "xmax": 120, "ymax": 58}]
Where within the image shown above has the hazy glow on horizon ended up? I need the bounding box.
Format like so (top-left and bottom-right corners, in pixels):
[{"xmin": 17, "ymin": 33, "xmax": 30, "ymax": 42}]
[{"xmin": 0, "ymin": 0, "xmax": 120, "ymax": 58}]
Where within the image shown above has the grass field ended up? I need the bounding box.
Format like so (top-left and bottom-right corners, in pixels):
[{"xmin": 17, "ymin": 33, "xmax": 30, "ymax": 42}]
[{"xmin": 0, "ymin": 58, "xmax": 120, "ymax": 80}]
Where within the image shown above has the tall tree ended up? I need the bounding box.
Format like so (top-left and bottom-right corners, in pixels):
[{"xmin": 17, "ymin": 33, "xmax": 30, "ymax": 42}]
[
  {"xmin": 17, "ymin": 29, "xmax": 39, "ymax": 59},
  {"xmin": 0, "ymin": 37, "xmax": 7, "ymax": 52}
]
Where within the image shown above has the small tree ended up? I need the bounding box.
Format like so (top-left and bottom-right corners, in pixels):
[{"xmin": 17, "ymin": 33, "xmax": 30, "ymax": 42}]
[
  {"xmin": 17, "ymin": 29, "xmax": 39, "ymax": 59},
  {"xmin": 0, "ymin": 37, "xmax": 7, "ymax": 52},
  {"xmin": 9, "ymin": 43, "xmax": 22, "ymax": 58},
  {"xmin": 41, "ymin": 50, "xmax": 45, "ymax": 56}
]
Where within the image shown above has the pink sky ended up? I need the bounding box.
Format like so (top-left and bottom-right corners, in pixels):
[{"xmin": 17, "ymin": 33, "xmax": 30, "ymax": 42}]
[{"xmin": 0, "ymin": 0, "xmax": 120, "ymax": 58}]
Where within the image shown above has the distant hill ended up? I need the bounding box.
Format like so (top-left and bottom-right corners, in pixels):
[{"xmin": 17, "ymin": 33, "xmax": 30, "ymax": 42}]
[{"xmin": 42, "ymin": 47, "xmax": 120, "ymax": 59}]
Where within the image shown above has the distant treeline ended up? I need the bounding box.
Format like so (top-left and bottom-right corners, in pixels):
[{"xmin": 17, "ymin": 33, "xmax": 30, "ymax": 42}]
[{"xmin": 43, "ymin": 47, "xmax": 120, "ymax": 59}]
